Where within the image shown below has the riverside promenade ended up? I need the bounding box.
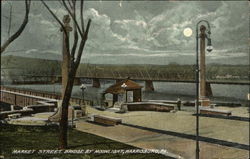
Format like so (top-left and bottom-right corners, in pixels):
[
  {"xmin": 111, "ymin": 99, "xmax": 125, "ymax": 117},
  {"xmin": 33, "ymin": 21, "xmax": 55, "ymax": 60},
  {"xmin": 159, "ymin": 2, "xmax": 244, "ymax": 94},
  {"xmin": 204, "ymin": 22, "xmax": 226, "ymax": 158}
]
[{"xmin": 76, "ymin": 106, "xmax": 249, "ymax": 159}]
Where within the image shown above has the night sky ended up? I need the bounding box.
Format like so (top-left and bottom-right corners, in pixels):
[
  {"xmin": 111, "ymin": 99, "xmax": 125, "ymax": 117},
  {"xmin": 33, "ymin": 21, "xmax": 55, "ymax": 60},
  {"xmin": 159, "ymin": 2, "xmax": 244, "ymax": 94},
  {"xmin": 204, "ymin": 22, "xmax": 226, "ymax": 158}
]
[{"xmin": 1, "ymin": 1, "xmax": 249, "ymax": 65}]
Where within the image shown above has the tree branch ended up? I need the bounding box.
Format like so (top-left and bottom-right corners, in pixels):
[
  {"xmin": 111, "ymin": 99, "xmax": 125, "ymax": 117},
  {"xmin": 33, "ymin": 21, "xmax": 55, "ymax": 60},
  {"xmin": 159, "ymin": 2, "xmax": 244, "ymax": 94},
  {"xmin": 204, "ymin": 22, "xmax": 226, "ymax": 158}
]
[
  {"xmin": 1, "ymin": 0, "xmax": 31, "ymax": 54},
  {"xmin": 75, "ymin": 19, "xmax": 91, "ymax": 66},
  {"xmin": 80, "ymin": 0, "xmax": 85, "ymax": 32},
  {"xmin": 67, "ymin": 0, "xmax": 73, "ymax": 9},
  {"xmin": 70, "ymin": 0, "xmax": 78, "ymax": 61},
  {"xmin": 61, "ymin": 0, "xmax": 84, "ymax": 38},
  {"xmin": 83, "ymin": 19, "xmax": 91, "ymax": 41},
  {"xmin": 41, "ymin": 0, "xmax": 65, "ymax": 34},
  {"xmin": 41, "ymin": 0, "xmax": 70, "ymax": 55}
]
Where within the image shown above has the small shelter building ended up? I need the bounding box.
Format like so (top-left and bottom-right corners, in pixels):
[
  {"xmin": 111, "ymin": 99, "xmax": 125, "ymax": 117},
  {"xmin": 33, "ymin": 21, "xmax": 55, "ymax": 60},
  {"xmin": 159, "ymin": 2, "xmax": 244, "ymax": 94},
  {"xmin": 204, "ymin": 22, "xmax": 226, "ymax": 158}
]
[{"xmin": 104, "ymin": 79, "xmax": 143, "ymax": 106}]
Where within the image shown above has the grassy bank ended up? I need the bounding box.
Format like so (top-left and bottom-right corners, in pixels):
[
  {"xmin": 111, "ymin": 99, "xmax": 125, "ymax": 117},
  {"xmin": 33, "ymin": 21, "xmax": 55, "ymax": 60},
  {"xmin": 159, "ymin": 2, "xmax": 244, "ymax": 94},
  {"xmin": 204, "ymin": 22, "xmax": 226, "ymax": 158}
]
[{"xmin": 0, "ymin": 124, "xmax": 171, "ymax": 159}]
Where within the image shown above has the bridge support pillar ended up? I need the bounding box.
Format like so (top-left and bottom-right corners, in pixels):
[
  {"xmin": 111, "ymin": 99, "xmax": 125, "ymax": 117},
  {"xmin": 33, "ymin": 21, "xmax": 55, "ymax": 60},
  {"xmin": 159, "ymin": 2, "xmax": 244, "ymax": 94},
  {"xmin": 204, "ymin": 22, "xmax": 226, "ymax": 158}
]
[
  {"xmin": 145, "ymin": 80, "xmax": 154, "ymax": 91},
  {"xmin": 206, "ymin": 82, "xmax": 213, "ymax": 97},
  {"xmin": 116, "ymin": 79, "xmax": 122, "ymax": 83},
  {"xmin": 58, "ymin": 77, "xmax": 62, "ymax": 83},
  {"xmin": 74, "ymin": 78, "xmax": 81, "ymax": 85},
  {"xmin": 92, "ymin": 78, "xmax": 100, "ymax": 88}
]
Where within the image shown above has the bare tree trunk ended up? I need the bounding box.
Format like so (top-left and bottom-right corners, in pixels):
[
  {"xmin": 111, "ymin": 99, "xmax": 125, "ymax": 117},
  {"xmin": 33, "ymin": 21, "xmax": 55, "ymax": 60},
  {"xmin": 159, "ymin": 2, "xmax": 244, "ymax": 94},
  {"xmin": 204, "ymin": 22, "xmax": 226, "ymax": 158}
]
[
  {"xmin": 41, "ymin": 0, "xmax": 91, "ymax": 149},
  {"xmin": 59, "ymin": 68, "xmax": 77, "ymax": 149}
]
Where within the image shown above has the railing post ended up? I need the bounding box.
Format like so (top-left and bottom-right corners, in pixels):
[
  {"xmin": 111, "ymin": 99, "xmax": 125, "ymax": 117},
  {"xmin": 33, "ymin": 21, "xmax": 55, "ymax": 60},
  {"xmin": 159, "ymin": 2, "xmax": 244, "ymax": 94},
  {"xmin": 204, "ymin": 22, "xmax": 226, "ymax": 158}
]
[{"xmin": 14, "ymin": 94, "xmax": 17, "ymax": 106}]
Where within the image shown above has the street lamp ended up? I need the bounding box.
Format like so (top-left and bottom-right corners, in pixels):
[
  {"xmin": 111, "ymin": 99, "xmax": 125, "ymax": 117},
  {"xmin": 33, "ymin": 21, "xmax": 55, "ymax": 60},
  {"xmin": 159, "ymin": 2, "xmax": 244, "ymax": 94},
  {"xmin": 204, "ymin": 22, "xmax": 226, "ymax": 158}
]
[
  {"xmin": 121, "ymin": 83, "xmax": 127, "ymax": 103},
  {"xmin": 206, "ymin": 37, "xmax": 213, "ymax": 52},
  {"xmin": 195, "ymin": 20, "xmax": 212, "ymax": 159},
  {"xmin": 80, "ymin": 84, "xmax": 86, "ymax": 105}
]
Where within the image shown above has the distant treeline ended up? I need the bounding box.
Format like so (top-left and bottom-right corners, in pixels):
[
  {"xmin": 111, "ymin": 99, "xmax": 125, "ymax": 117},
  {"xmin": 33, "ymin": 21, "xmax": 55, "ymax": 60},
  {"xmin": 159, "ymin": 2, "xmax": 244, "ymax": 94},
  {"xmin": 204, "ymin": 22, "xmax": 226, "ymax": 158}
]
[
  {"xmin": 1, "ymin": 55, "xmax": 61, "ymax": 81},
  {"xmin": 1, "ymin": 55, "xmax": 249, "ymax": 81},
  {"xmin": 77, "ymin": 63, "xmax": 249, "ymax": 81}
]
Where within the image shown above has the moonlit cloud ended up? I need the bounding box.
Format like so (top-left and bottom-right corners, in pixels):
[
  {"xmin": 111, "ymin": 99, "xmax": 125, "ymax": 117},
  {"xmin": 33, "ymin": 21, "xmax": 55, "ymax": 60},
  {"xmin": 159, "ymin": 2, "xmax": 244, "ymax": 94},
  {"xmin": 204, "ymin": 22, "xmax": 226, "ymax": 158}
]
[{"xmin": 1, "ymin": 1, "xmax": 248, "ymax": 65}]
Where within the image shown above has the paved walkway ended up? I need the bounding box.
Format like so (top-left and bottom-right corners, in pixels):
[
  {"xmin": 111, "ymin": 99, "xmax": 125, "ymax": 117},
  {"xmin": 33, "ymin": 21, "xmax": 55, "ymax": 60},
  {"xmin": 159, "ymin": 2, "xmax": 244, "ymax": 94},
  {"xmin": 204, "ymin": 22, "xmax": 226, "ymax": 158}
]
[{"xmin": 76, "ymin": 106, "xmax": 249, "ymax": 159}]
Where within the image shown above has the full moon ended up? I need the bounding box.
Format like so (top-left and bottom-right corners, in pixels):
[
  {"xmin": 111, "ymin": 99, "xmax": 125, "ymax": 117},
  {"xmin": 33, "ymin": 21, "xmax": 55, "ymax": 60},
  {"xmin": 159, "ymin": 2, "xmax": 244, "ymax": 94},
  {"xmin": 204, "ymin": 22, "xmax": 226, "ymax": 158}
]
[{"xmin": 183, "ymin": 28, "xmax": 193, "ymax": 37}]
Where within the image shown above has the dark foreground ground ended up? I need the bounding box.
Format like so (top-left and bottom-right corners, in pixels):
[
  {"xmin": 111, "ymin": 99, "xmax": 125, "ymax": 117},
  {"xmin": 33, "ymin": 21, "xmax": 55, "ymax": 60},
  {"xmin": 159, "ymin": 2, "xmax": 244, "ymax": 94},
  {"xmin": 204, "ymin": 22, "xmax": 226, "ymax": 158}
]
[{"xmin": 0, "ymin": 124, "xmax": 171, "ymax": 159}]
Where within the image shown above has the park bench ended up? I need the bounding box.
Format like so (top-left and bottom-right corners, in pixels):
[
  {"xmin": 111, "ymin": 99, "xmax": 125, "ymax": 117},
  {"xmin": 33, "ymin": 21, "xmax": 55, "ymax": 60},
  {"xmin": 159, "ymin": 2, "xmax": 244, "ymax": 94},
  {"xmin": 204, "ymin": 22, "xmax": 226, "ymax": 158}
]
[
  {"xmin": 0, "ymin": 110, "xmax": 34, "ymax": 120},
  {"xmin": 200, "ymin": 107, "xmax": 232, "ymax": 116},
  {"xmin": 88, "ymin": 114, "xmax": 122, "ymax": 126},
  {"xmin": 8, "ymin": 113, "xmax": 21, "ymax": 119},
  {"xmin": 126, "ymin": 102, "xmax": 175, "ymax": 112}
]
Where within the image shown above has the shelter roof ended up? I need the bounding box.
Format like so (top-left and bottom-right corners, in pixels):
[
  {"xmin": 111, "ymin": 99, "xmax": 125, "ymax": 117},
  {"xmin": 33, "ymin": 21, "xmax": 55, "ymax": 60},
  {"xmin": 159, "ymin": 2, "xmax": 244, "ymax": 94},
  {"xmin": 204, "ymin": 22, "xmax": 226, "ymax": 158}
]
[{"xmin": 104, "ymin": 79, "xmax": 143, "ymax": 94}]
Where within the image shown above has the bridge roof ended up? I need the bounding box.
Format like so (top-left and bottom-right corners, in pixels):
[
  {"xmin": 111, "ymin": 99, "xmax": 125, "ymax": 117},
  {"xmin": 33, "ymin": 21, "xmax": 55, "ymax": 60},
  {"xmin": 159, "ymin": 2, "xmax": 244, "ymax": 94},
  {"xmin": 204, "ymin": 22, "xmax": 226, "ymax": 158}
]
[{"xmin": 104, "ymin": 79, "xmax": 143, "ymax": 94}]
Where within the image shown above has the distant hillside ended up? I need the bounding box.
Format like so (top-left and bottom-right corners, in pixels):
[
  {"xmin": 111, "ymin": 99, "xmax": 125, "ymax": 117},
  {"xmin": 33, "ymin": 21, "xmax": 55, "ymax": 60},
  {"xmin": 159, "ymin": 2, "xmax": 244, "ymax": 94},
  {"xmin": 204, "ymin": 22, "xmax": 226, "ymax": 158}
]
[
  {"xmin": 1, "ymin": 55, "xmax": 61, "ymax": 81},
  {"xmin": 2, "ymin": 51, "xmax": 61, "ymax": 61},
  {"xmin": 1, "ymin": 55, "xmax": 249, "ymax": 82}
]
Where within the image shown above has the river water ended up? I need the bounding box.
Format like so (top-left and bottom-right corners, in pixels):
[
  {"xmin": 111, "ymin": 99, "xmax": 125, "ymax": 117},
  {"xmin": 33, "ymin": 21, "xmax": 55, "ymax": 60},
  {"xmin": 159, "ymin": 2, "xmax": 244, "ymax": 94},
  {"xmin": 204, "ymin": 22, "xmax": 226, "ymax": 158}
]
[{"xmin": 3, "ymin": 81, "xmax": 249, "ymax": 106}]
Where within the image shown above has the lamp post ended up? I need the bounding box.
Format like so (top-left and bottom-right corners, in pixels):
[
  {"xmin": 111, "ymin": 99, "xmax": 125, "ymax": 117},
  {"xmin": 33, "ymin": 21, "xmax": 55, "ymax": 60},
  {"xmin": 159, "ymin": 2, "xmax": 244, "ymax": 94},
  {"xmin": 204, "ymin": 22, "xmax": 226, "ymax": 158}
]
[
  {"xmin": 80, "ymin": 84, "xmax": 86, "ymax": 105},
  {"xmin": 195, "ymin": 20, "xmax": 213, "ymax": 159},
  {"xmin": 121, "ymin": 83, "xmax": 128, "ymax": 103}
]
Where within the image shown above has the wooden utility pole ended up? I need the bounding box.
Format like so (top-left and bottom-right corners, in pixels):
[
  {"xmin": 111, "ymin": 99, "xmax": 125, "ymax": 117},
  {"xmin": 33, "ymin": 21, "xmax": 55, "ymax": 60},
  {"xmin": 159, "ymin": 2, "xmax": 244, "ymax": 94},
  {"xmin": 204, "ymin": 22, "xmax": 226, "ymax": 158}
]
[{"xmin": 61, "ymin": 15, "xmax": 72, "ymax": 98}]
